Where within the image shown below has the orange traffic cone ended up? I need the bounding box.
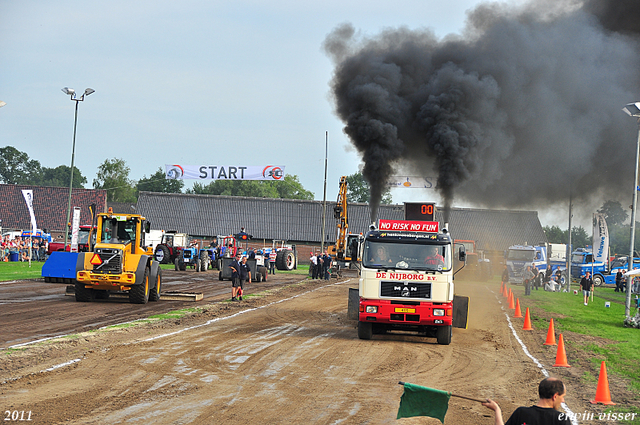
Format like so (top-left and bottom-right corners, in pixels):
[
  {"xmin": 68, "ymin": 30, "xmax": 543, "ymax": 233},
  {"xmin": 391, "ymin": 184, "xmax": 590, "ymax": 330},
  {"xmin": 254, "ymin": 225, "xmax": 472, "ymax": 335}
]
[
  {"xmin": 508, "ymin": 292, "xmax": 515, "ymax": 309},
  {"xmin": 523, "ymin": 307, "xmax": 533, "ymax": 330},
  {"xmin": 543, "ymin": 318, "xmax": 556, "ymax": 345},
  {"xmin": 553, "ymin": 334, "xmax": 570, "ymax": 367},
  {"xmin": 590, "ymin": 361, "xmax": 615, "ymax": 405},
  {"xmin": 500, "ymin": 281, "xmax": 504, "ymax": 296},
  {"xmin": 502, "ymin": 284, "xmax": 507, "ymax": 297},
  {"xmin": 514, "ymin": 298, "xmax": 523, "ymax": 318}
]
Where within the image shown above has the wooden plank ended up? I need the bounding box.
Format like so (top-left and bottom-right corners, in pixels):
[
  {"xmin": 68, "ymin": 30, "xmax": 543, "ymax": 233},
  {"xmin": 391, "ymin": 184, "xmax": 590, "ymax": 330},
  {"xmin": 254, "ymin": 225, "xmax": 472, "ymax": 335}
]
[{"xmin": 65, "ymin": 286, "xmax": 203, "ymax": 301}]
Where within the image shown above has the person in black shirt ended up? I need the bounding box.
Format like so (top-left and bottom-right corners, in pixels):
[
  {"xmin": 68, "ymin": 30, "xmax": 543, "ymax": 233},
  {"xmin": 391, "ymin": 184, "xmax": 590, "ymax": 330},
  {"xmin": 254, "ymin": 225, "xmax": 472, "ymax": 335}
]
[
  {"xmin": 615, "ymin": 270, "xmax": 623, "ymax": 292},
  {"xmin": 580, "ymin": 271, "xmax": 594, "ymax": 306},
  {"xmin": 482, "ymin": 377, "xmax": 571, "ymax": 425}
]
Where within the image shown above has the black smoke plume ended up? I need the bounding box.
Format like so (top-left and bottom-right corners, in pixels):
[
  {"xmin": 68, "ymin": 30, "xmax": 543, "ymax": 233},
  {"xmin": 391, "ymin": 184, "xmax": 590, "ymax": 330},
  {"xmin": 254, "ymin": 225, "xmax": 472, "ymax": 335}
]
[{"xmin": 324, "ymin": 0, "xmax": 640, "ymax": 223}]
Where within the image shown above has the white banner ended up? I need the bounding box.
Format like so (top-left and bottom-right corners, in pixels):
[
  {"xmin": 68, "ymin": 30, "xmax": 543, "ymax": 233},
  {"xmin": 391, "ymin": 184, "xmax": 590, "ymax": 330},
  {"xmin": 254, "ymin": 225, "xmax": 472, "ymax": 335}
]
[
  {"xmin": 70, "ymin": 207, "xmax": 81, "ymax": 253},
  {"xmin": 21, "ymin": 189, "xmax": 37, "ymax": 234},
  {"xmin": 592, "ymin": 213, "xmax": 609, "ymax": 264},
  {"xmin": 165, "ymin": 164, "xmax": 285, "ymax": 181},
  {"xmin": 386, "ymin": 176, "xmax": 436, "ymax": 189}
]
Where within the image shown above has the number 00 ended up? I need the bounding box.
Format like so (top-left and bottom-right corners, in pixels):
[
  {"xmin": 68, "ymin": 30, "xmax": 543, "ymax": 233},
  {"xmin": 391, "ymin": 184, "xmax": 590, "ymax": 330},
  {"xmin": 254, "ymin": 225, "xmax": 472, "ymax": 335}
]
[{"xmin": 421, "ymin": 204, "xmax": 433, "ymax": 215}]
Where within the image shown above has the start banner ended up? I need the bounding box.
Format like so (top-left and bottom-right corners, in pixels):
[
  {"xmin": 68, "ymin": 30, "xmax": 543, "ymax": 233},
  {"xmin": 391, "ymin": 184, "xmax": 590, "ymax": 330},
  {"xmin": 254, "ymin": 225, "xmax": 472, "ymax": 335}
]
[{"xmin": 165, "ymin": 164, "xmax": 285, "ymax": 181}]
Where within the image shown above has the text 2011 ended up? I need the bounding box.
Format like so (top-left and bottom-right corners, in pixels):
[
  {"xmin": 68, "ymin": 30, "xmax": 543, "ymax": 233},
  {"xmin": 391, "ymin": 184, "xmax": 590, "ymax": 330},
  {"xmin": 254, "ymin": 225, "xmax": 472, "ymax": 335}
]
[{"xmin": 4, "ymin": 411, "xmax": 32, "ymax": 421}]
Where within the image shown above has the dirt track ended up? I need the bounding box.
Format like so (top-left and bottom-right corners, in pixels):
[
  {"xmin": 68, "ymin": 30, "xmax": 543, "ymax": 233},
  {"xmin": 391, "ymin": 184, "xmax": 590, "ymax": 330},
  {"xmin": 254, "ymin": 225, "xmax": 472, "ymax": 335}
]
[{"xmin": 0, "ymin": 272, "xmax": 637, "ymax": 424}]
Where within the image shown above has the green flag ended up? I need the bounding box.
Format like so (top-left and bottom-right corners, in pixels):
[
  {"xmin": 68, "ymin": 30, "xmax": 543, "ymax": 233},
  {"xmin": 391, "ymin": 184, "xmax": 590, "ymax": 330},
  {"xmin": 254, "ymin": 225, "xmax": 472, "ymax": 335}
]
[{"xmin": 397, "ymin": 382, "xmax": 451, "ymax": 423}]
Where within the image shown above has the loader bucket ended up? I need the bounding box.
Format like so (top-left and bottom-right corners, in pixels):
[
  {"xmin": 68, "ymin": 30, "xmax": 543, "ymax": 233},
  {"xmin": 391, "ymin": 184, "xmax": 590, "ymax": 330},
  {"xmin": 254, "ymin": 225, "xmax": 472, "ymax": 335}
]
[{"xmin": 42, "ymin": 252, "xmax": 80, "ymax": 282}]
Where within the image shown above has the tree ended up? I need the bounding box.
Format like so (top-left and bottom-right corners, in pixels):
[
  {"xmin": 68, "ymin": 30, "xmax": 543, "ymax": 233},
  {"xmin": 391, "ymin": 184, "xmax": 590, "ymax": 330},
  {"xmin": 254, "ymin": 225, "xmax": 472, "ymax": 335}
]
[
  {"xmin": 0, "ymin": 146, "xmax": 42, "ymax": 184},
  {"xmin": 93, "ymin": 158, "xmax": 136, "ymax": 203},
  {"xmin": 39, "ymin": 165, "xmax": 86, "ymax": 188},
  {"xmin": 542, "ymin": 225, "xmax": 589, "ymax": 249},
  {"xmin": 597, "ymin": 200, "xmax": 628, "ymax": 227},
  {"xmin": 543, "ymin": 225, "xmax": 566, "ymax": 244},
  {"xmin": 344, "ymin": 172, "xmax": 392, "ymax": 204},
  {"xmin": 136, "ymin": 167, "xmax": 184, "ymax": 195},
  {"xmin": 186, "ymin": 175, "xmax": 313, "ymax": 200}
]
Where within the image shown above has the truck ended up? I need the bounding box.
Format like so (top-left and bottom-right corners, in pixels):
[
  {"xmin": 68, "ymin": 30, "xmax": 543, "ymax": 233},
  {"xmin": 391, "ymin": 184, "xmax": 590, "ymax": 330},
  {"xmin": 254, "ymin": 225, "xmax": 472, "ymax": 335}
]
[
  {"xmin": 454, "ymin": 239, "xmax": 491, "ymax": 281},
  {"xmin": 349, "ymin": 219, "xmax": 469, "ymax": 345},
  {"xmin": 570, "ymin": 248, "xmax": 640, "ymax": 286},
  {"xmin": 506, "ymin": 243, "xmax": 566, "ymax": 285},
  {"xmin": 75, "ymin": 208, "xmax": 162, "ymax": 304}
]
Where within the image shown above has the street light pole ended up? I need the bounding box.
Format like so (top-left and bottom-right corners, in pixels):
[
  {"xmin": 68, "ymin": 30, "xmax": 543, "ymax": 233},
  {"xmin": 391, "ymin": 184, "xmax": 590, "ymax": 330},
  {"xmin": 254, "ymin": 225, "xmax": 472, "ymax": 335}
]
[
  {"xmin": 622, "ymin": 102, "xmax": 640, "ymax": 318},
  {"xmin": 62, "ymin": 87, "xmax": 94, "ymax": 249},
  {"xmin": 321, "ymin": 131, "xmax": 328, "ymax": 253}
]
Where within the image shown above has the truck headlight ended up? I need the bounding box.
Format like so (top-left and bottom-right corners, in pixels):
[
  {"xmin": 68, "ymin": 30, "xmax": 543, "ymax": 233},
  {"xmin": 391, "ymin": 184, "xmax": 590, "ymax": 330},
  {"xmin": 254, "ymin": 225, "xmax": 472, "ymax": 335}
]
[
  {"xmin": 433, "ymin": 309, "xmax": 445, "ymax": 316},
  {"xmin": 366, "ymin": 306, "xmax": 378, "ymax": 313}
]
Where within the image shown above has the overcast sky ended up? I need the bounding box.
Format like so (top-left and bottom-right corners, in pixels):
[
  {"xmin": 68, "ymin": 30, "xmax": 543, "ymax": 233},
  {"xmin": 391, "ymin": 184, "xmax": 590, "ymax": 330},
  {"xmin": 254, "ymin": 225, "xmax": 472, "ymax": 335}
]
[{"xmin": 1, "ymin": 0, "xmax": 588, "ymax": 228}]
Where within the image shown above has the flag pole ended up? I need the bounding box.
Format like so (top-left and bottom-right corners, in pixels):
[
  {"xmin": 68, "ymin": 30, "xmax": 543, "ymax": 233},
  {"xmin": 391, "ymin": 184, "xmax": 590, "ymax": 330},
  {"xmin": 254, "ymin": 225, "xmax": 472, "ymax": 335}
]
[{"xmin": 397, "ymin": 382, "xmax": 485, "ymax": 403}]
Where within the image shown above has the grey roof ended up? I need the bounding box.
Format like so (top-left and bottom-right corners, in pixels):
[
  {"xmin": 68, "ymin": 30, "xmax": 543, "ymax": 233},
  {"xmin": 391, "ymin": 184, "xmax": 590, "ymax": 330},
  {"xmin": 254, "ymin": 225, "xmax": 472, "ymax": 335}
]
[{"xmin": 136, "ymin": 192, "xmax": 546, "ymax": 253}]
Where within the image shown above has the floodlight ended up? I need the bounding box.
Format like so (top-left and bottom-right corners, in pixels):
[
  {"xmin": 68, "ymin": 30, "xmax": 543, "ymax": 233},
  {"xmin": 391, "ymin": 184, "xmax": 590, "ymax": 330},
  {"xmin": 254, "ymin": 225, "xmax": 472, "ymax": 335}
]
[
  {"xmin": 61, "ymin": 87, "xmax": 75, "ymax": 96},
  {"xmin": 622, "ymin": 102, "xmax": 640, "ymax": 117},
  {"xmin": 0, "ymin": 101, "xmax": 6, "ymax": 108},
  {"xmin": 84, "ymin": 88, "xmax": 95, "ymax": 96}
]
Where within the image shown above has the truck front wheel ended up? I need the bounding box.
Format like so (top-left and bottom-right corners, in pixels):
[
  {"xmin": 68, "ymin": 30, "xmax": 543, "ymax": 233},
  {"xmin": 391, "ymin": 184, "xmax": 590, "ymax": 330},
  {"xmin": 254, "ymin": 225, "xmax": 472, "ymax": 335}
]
[
  {"xmin": 593, "ymin": 274, "xmax": 604, "ymax": 287},
  {"xmin": 436, "ymin": 325, "xmax": 452, "ymax": 345},
  {"xmin": 358, "ymin": 321, "xmax": 373, "ymax": 340}
]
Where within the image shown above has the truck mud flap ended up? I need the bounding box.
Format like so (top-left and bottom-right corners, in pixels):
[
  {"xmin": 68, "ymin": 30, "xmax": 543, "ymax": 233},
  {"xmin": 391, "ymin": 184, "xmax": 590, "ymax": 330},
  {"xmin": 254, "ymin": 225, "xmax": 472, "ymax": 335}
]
[
  {"xmin": 452, "ymin": 295, "xmax": 469, "ymax": 329},
  {"xmin": 347, "ymin": 287, "xmax": 359, "ymax": 320}
]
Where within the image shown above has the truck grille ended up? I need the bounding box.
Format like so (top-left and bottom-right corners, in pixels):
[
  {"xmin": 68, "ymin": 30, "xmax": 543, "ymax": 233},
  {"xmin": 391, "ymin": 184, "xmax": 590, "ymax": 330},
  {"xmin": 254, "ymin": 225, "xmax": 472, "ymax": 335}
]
[
  {"xmin": 93, "ymin": 249, "xmax": 122, "ymax": 274},
  {"xmin": 380, "ymin": 281, "xmax": 431, "ymax": 299}
]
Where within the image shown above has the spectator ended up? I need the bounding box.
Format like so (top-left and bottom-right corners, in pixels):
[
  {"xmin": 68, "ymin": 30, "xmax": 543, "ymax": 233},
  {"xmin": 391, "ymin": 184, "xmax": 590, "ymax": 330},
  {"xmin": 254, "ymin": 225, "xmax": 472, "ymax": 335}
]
[
  {"xmin": 310, "ymin": 252, "xmax": 318, "ymax": 279},
  {"xmin": 268, "ymin": 250, "xmax": 277, "ymax": 275},
  {"xmin": 501, "ymin": 265, "xmax": 509, "ymax": 286},
  {"xmin": 237, "ymin": 256, "xmax": 251, "ymax": 301},
  {"xmin": 580, "ymin": 271, "xmax": 594, "ymax": 306},
  {"xmin": 482, "ymin": 377, "xmax": 571, "ymax": 425},
  {"xmin": 229, "ymin": 254, "xmax": 242, "ymax": 301},
  {"xmin": 323, "ymin": 251, "xmax": 331, "ymax": 280},
  {"xmin": 531, "ymin": 264, "xmax": 540, "ymax": 290},
  {"xmin": 524, "ymin": 266, "xmax": 534, "ymax": 296}
]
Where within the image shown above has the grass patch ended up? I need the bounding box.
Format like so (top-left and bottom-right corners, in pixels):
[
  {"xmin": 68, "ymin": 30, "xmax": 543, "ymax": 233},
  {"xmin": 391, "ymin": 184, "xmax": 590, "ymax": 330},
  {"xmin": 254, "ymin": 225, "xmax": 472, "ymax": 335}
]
[
  {"xmin": 512, "ymin": 285, "xmax": 640, "ymax": 393},
  {"xmin": 149, "ymin": 307, "xmax": 201, "ymax": 320},
  {"xmin": 0, "ymin": 261, "xmax": 44, "ymax": 281}
]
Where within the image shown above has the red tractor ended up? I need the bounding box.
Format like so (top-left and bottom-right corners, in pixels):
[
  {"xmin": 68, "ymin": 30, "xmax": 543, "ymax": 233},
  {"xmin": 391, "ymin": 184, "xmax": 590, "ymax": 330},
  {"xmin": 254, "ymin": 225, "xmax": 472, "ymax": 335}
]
[{"xmin": 154, "ymin": 231, "xmax": 188, "ymax": 264}]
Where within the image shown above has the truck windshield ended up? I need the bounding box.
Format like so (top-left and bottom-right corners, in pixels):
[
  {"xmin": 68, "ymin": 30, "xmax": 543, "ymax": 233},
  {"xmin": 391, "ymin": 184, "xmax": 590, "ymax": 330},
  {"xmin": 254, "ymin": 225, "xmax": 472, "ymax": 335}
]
[
  {"xmin": 507, "ymin": 250, "xmax": 535, "ymax": 261},
  {"xmin": 363, "ymin": 241, "xmax": 451, "ymax": 271}
]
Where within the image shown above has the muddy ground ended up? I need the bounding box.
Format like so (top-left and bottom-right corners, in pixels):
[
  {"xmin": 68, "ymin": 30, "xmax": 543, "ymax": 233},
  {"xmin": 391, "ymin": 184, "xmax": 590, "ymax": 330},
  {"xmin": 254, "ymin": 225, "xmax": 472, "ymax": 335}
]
[{"xmin": 0, "ymin": 271, "xmax": 638, "ymax": 424}]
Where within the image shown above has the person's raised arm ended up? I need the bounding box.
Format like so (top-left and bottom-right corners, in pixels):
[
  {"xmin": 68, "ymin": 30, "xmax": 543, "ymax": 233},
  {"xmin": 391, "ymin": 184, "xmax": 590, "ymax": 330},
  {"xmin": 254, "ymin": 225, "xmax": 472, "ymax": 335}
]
[{"xmin": 481, "ymin": 399, "xmax": 505, "ymax": 425}]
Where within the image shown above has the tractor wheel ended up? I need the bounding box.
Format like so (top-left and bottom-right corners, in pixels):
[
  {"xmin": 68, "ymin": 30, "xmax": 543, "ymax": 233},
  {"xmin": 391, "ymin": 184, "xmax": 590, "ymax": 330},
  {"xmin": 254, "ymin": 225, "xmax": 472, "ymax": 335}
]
[
  {"xmin": 200, "ymin": 252, "xmax": 210, "ymax": 271},
  {"xmin": 436, "ymin": 325, "xmax": 452, "ymax": 345},
  {"xmin": 155, "ymin": 245, "xmax": 170, "ymax": 264},
  {"xmin": 276, "ymin": 249, "xmax": 296, "ymax": 271},
  {"xmin": 255, "ymin": 271, "xmax": 262, "ymax": 282},
  {"xmin": 358, "ymin": 321, "xmax": 373, "ymax": 340},
  {"xmin": 195, "ymin": 260, "xmax": 201, "ymax": 272},
  {"xmin": 174, "ymin": 258, "xmax": 180, "ymax": 271},
  {"xmin": 180, "ymin": 261, "xmax": 186, "ymax": 271},
  {"xmin": 129, "ymin": 268, "xmax": 150, "ymax": 304},
  {"xmin": 149, "ymin": 268, "xmax": 162, "ymax": 302},
  {"xmin": 74, "ymin": 280, "xmax": 94, "ymax": 302},
  {"xmin": 218, "ymin": 271, "xmax": 223, "ymax": 281}
]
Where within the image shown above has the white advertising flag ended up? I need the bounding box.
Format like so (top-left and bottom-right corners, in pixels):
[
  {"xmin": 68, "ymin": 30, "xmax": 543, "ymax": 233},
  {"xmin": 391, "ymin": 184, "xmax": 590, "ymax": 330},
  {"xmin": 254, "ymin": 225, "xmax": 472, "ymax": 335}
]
[
  {"xmin": 21, "ymin": 189, "xmax": 37, "ymax": 234},
  {"xmin": 70, "ymin": 207, "xmax": 81, "ymax": 253},
  {"xmin": 592, "ymin": 213, "xmax": 609, "ymax": 264},
  {"xmin": 165, "ymin": 164, "xmax": 285, "ymax": 181}
]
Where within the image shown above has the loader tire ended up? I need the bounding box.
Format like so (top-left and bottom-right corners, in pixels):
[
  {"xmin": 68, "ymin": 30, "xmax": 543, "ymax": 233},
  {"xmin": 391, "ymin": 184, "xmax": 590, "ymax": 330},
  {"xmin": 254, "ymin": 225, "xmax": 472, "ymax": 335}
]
[
  {"xmin": 74, "ymin": 280, "xmax": 94, "ymax": 302},
  {"xmin": 129, "ymin": 268, "xmax": 150, "ymax": 304},
  {"xmin": 149, "ymin": 268, "xmax": 162, "ymax": 302}
]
